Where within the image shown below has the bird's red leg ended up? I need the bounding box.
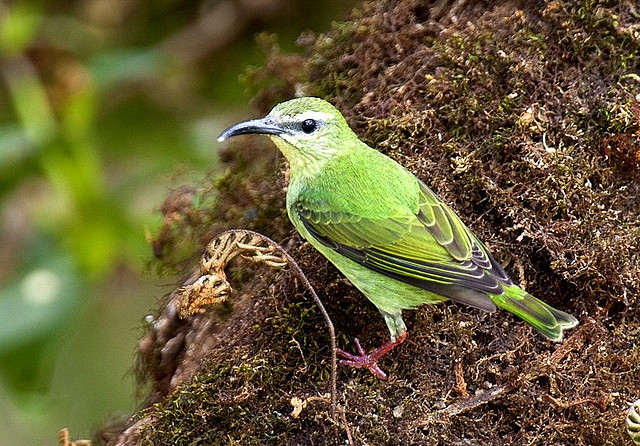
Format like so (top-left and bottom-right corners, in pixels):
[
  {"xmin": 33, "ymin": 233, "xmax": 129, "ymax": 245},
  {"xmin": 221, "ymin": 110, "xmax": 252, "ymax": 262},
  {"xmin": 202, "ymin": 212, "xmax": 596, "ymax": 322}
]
[{"xmin": 337, "ymin": 330, "xmax": 407, "ymax": 380}]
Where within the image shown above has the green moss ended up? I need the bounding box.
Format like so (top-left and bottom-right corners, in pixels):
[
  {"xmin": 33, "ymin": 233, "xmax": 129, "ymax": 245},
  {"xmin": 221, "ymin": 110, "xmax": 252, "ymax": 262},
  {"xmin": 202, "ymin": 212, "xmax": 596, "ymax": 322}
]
[{"xmin": 138, "ymin": 288, "xmax": 337, "ymax": 444}]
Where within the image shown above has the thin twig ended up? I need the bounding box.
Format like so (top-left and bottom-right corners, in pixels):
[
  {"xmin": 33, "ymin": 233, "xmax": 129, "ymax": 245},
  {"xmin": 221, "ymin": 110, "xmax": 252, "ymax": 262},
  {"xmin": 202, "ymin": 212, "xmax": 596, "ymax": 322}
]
[
  {"xmin": 544, "ymin": 393, "xmax": 609, "ymax": 412},
  {"xmin": 435, "ymin": 381, "xmax": 515, "ymax": 420},
  {"xmin": 341, "ymin": 405, "xmax": 354, "ymax": 445},
  {"xmin": 179, "ymin": 229, "xmax": 338, "ymax": 420},
  {"xmin": 230, "ymin": 230, "xmax": 337, "ymax": 419}
]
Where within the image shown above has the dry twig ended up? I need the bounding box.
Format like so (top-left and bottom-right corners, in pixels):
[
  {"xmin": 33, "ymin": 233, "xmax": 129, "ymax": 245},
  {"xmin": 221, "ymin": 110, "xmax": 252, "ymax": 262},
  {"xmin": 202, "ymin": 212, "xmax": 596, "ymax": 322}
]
[{"xmin": 177, "ymin": 229, "xmax": 338, "ymax": 419}]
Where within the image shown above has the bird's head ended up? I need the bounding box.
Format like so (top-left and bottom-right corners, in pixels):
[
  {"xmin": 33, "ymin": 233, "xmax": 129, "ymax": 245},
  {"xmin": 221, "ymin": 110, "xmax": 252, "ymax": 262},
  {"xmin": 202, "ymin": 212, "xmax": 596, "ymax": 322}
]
[{"xmin": 218, "ymin": 97, "xmax": 356, "ymax": 174}]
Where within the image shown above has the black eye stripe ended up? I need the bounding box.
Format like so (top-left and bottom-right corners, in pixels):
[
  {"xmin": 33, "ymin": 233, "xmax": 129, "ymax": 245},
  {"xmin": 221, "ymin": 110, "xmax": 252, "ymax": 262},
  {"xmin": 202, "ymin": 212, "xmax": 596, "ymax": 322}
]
[{"xmin": 301, "ymin": 119, "xmax": 318, "ymax": 134}]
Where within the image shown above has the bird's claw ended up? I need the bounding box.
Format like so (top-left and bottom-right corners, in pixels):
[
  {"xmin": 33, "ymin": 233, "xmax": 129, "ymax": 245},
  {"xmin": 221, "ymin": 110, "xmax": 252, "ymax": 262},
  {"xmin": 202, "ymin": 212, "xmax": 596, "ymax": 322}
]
[
  {"xmin": 353, "ymin": 338, "xmax": 367, "ymax": 356},
  {"xmin": 336, "ymin": 331, "xmax": 407, "ymax": 380},
  {"xmin": 337, "ymin": 338, "xmax": 389, "ymax": 380}
]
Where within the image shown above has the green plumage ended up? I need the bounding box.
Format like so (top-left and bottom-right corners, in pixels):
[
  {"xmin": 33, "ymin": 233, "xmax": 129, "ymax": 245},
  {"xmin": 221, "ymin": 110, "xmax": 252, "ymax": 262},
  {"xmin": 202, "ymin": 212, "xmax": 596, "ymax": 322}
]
[{"xmin": 218, "ymin": 97, "xmax": 578, "ymax": 374}]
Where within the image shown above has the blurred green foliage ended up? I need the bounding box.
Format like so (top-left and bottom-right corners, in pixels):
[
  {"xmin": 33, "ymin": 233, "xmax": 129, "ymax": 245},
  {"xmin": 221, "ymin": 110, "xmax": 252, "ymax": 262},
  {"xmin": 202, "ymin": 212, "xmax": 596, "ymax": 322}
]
[{"xmin": 0, "ymin": 0, "xmax": 353, "ymax": 443}]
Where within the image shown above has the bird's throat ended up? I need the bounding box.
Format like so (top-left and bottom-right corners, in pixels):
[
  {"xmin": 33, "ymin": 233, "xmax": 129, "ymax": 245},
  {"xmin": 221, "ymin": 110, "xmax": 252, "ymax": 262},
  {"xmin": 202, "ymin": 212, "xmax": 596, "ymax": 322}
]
[{"xmin": 268, "ymin": 136, "xmax": 329, "ymax": 180}]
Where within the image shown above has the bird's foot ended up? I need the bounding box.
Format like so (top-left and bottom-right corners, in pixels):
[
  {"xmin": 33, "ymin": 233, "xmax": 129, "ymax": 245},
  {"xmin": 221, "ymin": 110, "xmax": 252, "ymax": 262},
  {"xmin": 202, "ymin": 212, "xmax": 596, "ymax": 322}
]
[
  {"xmin": 337, "ymin": 338, "xmax": 389, "ymax": 380},
  {"xmin": 337, "ymin": 331, "xmax": 407, "ymax": 380}
]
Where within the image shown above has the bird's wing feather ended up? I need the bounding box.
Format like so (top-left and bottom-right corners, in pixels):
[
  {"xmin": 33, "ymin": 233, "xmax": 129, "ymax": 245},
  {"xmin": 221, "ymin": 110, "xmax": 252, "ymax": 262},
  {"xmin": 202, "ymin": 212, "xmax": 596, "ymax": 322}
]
[{"xmin": 295, "ymin": 180, "xmax": 512, "ymax": 311}]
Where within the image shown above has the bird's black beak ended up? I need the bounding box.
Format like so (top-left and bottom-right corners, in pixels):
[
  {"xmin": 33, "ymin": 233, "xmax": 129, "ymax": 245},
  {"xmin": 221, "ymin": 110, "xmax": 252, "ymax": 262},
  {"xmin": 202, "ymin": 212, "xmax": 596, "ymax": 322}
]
[{"xmin": 217, "ymin": 116, "xmax": 283, "ymax": 142}]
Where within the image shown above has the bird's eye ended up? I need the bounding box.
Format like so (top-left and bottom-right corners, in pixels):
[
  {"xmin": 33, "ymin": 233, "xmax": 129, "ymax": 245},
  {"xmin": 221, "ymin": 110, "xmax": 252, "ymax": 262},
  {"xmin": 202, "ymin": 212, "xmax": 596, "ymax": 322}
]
[{"xmin": 301, "ymin": 119, "xmax": 318, "ymax": 134}]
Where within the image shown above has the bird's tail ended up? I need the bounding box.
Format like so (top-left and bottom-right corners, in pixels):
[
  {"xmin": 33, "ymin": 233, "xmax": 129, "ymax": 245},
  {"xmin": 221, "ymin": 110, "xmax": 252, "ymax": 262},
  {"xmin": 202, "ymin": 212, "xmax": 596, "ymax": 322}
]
[{"xmin": 490, "ymin": 285, "xmax": 578, "ymax": 341}]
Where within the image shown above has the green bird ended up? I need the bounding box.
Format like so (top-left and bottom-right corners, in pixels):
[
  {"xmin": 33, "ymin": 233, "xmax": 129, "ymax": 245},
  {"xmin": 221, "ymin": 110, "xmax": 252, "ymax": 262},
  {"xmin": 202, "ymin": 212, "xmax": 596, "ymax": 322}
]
[{"xmin": 218, "ymin": 97, "xmax": 578, "ymax": 379}]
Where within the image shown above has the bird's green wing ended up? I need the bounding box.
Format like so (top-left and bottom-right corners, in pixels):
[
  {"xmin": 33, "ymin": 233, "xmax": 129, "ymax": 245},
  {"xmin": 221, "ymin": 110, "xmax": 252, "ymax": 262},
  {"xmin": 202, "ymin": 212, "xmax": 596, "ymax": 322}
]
[{"xmin": 295, "ymin": 180, "xmax": 513, "ymax": 311}]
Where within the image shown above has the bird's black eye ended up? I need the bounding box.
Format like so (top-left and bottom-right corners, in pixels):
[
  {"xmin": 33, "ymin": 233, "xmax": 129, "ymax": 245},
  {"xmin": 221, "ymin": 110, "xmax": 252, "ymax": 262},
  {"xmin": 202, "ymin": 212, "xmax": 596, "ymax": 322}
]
[{"xmin": 301, "ymin": 119, "xmax": 317, "ymax": 134}]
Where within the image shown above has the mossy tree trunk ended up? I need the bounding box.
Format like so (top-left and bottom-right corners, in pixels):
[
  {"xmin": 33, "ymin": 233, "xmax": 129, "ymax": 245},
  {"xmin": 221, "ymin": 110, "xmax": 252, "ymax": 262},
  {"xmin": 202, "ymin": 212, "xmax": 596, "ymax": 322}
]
[{"xmin": 101, "ymin": 1, "xmax": 640, "ymax": 444}]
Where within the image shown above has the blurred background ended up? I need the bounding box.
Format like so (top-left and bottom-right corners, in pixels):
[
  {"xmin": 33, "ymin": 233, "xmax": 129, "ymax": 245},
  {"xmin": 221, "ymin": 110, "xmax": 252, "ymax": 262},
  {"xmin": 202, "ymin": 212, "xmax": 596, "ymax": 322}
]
[{"xmin": 0, "ymin": 0, "xmax": 354, "ymax": 443}]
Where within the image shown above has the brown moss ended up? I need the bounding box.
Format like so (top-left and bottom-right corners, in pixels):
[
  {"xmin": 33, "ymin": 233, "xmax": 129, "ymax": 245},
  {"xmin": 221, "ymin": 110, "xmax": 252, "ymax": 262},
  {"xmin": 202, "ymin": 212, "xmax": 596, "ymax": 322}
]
[{"xmin": 102, "ymin": 1, "xmax": 640, "ymax": 445}]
